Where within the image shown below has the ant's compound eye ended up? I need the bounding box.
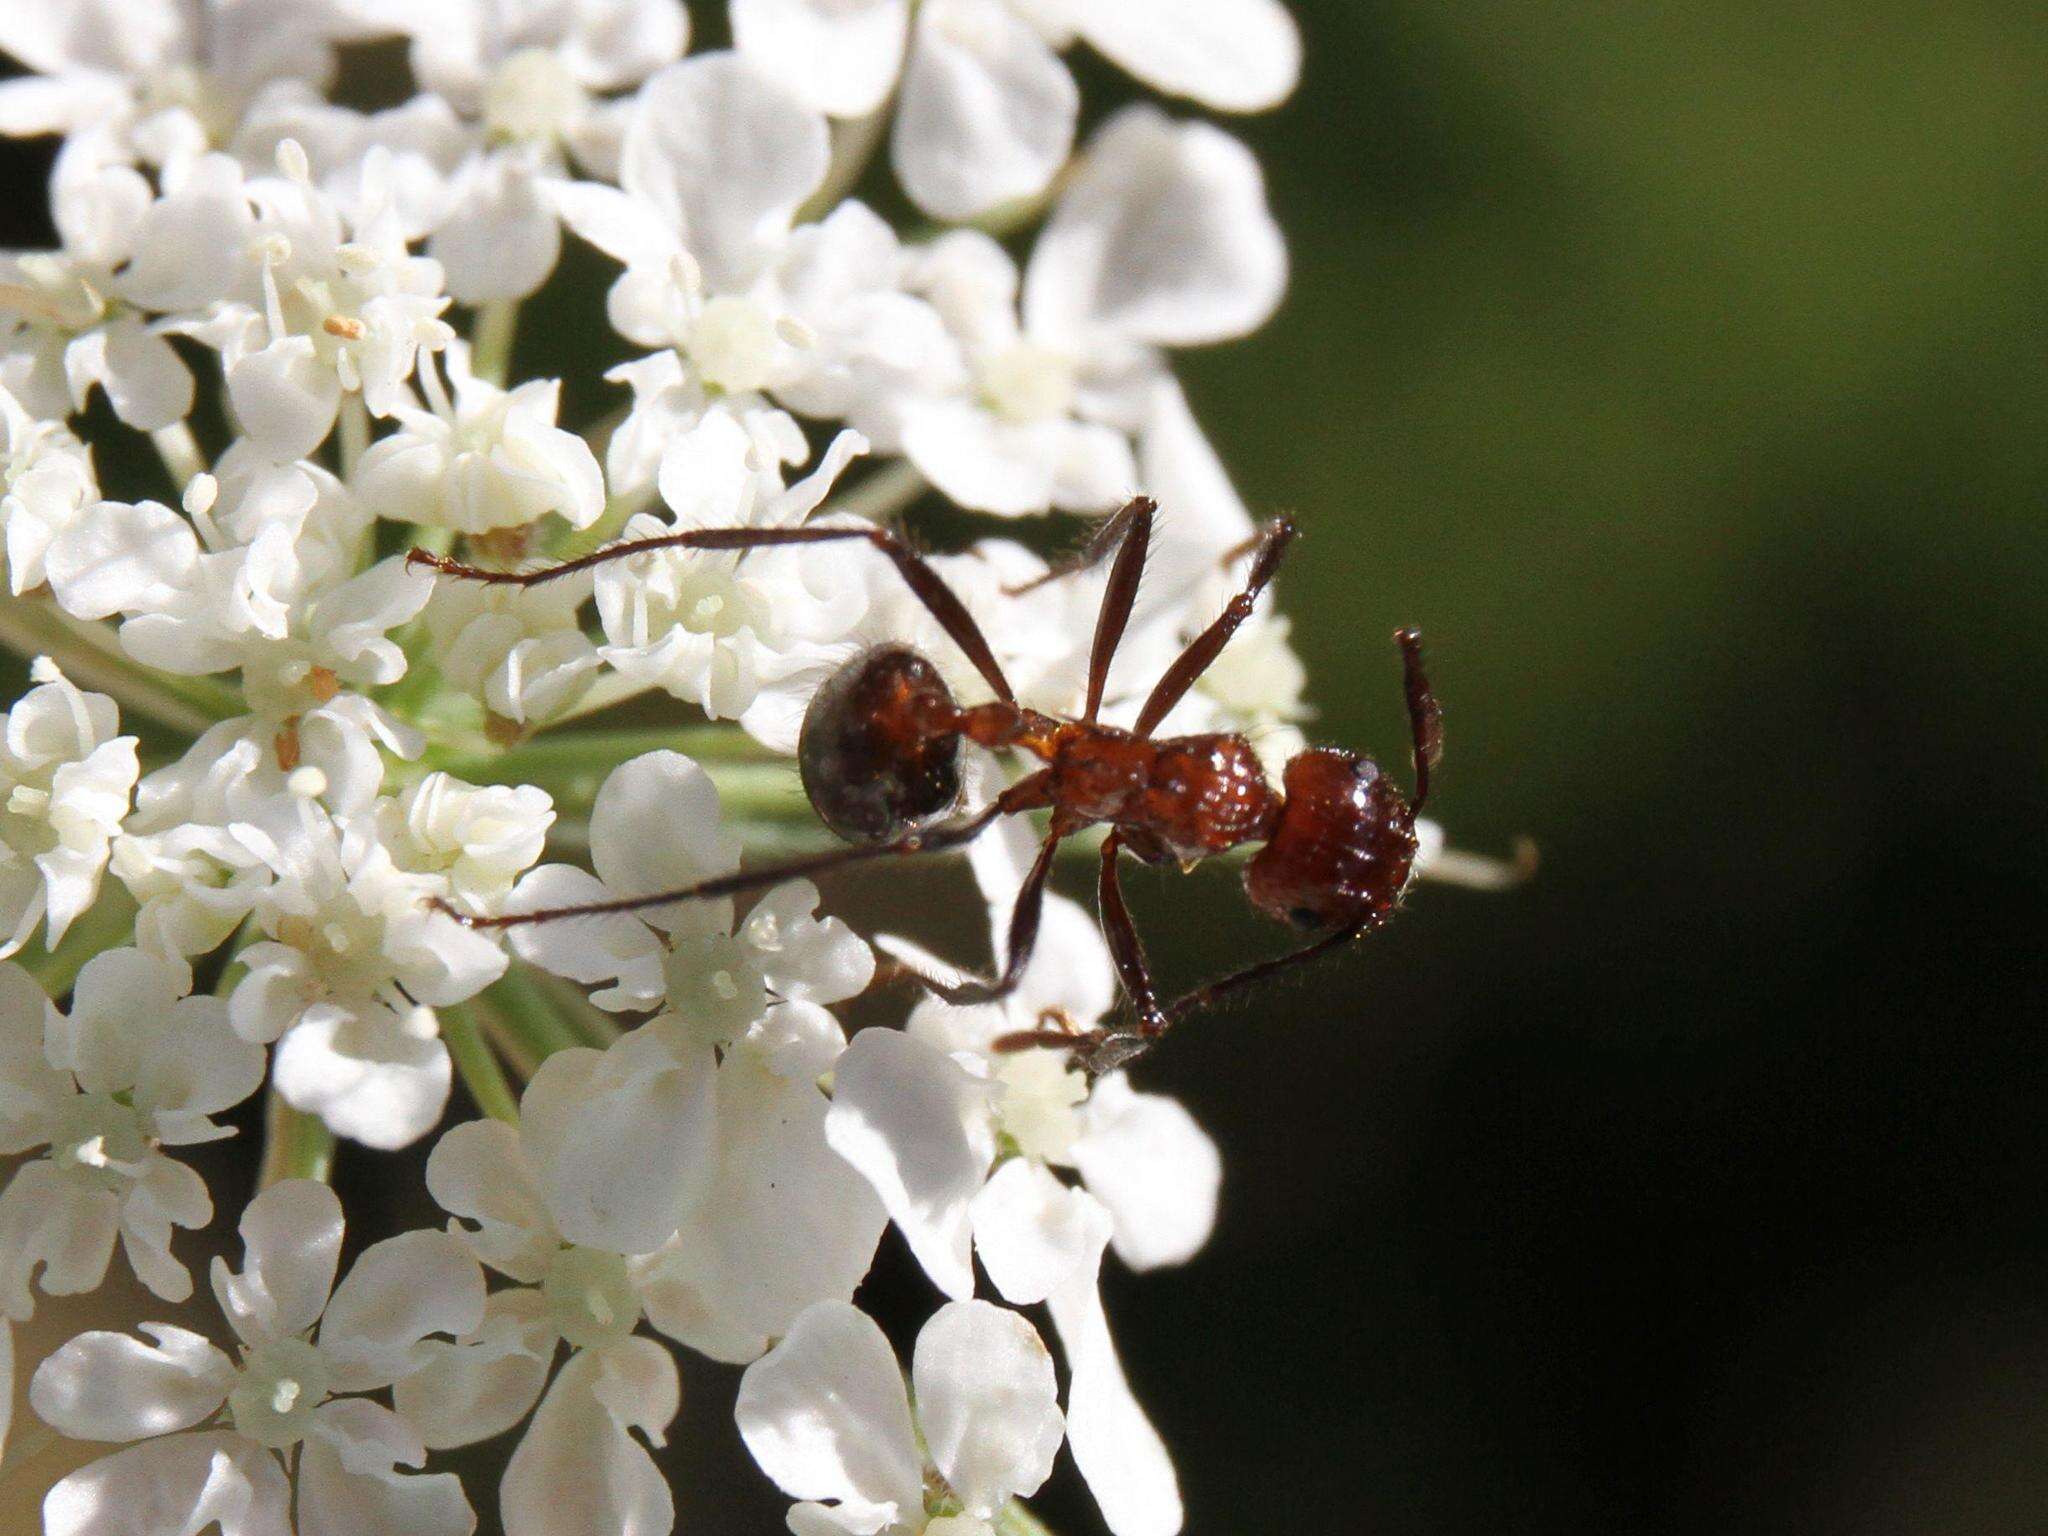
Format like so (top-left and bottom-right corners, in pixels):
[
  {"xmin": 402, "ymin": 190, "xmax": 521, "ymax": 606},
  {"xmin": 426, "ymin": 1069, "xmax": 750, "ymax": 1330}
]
[
  {"xmin": 799, "ymin": 645, "xmax": 963, "ymax": 844},
  {"xmin": 1245, "ymin": 747, "xmax": 1419, "ymax": 930}
]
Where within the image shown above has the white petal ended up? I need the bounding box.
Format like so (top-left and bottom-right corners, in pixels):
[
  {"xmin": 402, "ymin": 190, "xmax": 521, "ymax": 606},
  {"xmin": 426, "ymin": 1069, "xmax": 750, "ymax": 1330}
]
[
  {"xmin": 1076, "ymin": 0, "xmax": 1299, "ymax": 111},
  {"xmin": 622, "ymin": 54, "xmax": 829, "ymax": 291},
  {"xmin": 586, "ymin": 750, "xmax": 741, "ymax": 931},
  {"xmin": 658, "ymin": 1056, "xmax": 884, "ymax": 1346},
  {"xmin": 391, "ymin": 1289, "xmax": 556, "ymax": 1450},
  {"xmin": 45, "ymin": 498, "xmax": 197, "ymax": 622},
  {"xmin": 500, "ymin": 1343, "xmax": 676, "ymax": 1536},
  {"xmin": 29, "ymin": 1324, "xmax": 234, "ymax": 1440},
  {"xmin": 0, "ymin": 1160, "xmax": 119, "ymax": 1314},
  {"xmin": 271, "ymin": 1005, "xmax": 452, "ymax": 1152},
  {"xmin": 41, "ymin": 1431, "xmax": 293, "ymax": 1536},
  {"xmin": 824, "ymin": 1027, "xmax": 995, "ymax": 1300},
  {"xmin": 97, "ymin": 320, "xmax": 194, "ymax": 433},
  {"xmin": 735, "ymin": 1300, "xmax": 923, "ymax": 1523},
  {"xmin": 913, "ymin": 1300, "xmax": 1063, "ymax": 1517},
  {"xmin": 733, "ymin": 0, "xmax": 911, "ymax": 118},
  {"xmin": 210, "ymin": 1178, "xmax": 344, "ymax": 1346},
  {"xmin": 519, "ymin": 1035, "xmax": 717, "ymax": 1255},
  {"xmin": 969, "ymin": 1156, "xmax": 1110, "ymax": 1306},
  {"xmin": 504, "ymin": 864, "xmax": 665, "ymax": 1011},
  {"xmin": 433, "ymin": 154, "xmax": 562, "ymax": 303},
  {"xmin": 424, "ymin": 1117, "xmax": 558, "ymax": 1279},
  {"xmin": 894, "ymin": 0, "xmax": 1076, "ymax": 221},
  {"xmin": 298, "ymin": 1399, "xmax": 475, "ymax": 1536},
  {"xmin": 318, "ymin": 1229, "xmax": 487, "ymax": 1391},
  {"xmin": 1024, "ymin": 106, "xmax": 1285, "ymax": 349},
  {"xmin": 1071, "ymin": 1074, "xmax": 1221, "ymax": 1271},
  {"xmin": 227, "ymin": 337, "xmax": 340, "ymax": 461},
  {"xmin": 1048, "ymin": 1265, "xmax": 1183, "ymax": 1536}
]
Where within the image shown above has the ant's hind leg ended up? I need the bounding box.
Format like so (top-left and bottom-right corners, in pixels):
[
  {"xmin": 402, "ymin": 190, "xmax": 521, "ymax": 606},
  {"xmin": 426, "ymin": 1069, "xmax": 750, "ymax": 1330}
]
[{"xmin": 409, "ymin": 523, "xmax": 1018, "ymax": 706}]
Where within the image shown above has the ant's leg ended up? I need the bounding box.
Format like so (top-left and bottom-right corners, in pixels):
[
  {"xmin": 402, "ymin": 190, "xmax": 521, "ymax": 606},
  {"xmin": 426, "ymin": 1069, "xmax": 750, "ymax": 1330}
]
[
  {"xmin": 1002, "ymin": 495, "xmax": 1155, "ymax": 598},
  {"xmin": 1395, "ymin": 627, "xmax": 1443, "ymax": 814},
  {"xmin": 435, "ymin": 771, "xmax": 1051, "ymax": 931},
  {"xmin": 1132, "ymin": 516, "xmax": 1296, "ymax": 737},
  {"xmin": 994, "ymin": 494, "xmax": 1155, "ymax": 721},
  {"xmin": 925, "ymin": 823, "xmax": 1065, "ymax": 1007},
  {"xmin": 1081, "ymin": 499, "xmax": 1154, "ymax": 722},
  {"xmin": 409, "ymin": 524, "xmax": 1016, "ymax": 706},
  {"xmin": 992, "ymin": 831, "xmax": 1168, "ymax": 1059}
]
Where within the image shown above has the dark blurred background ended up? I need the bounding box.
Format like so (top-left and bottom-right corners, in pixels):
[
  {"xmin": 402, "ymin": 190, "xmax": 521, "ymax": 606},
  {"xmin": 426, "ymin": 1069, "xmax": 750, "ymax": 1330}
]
[{"xmin": 6, "ymin": 2, "xmax": 2047, "ymax": 1532}]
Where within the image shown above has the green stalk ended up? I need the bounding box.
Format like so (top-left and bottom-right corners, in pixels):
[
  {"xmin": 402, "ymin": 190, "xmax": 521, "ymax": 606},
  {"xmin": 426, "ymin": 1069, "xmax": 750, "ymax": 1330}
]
[
  {"xmin": 0, "ymin": 594, "xmax": 230, "ymax": 736},
  {"xmin": 481, "ymin": 969, "xmax": 588, "ymax": 1067},
  {"xmin": 470, "ymin": 299, "xmax": 520, "ymax": 386},
  {"xmin": 257, "ymin": 1091, "xmax": 335, "ymax": 1187},
  {"xmin": 532, "ymin": 971, "xmax": 621, "ymax": 1048},
  {"xmin": 442, "ymin": 1003, "xmax": 521, "ymax": 1121}
]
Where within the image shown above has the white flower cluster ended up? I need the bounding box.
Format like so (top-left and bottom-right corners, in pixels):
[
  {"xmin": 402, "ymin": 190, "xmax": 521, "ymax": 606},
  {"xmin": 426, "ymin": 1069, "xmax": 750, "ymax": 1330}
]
[{"xmin": 0, "ymin": 3, "xmax": 1482, "ymax": 1534}]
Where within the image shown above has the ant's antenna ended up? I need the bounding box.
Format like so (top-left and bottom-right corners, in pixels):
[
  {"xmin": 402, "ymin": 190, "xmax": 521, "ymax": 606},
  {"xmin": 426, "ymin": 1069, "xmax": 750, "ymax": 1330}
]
[{"xmin": 1395, "ymin": 628, "xmax": 1443, "ymax": 814}]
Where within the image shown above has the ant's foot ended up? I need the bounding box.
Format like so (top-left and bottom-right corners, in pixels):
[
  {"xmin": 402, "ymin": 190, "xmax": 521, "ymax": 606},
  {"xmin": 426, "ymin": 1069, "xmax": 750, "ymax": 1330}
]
[
  {"xmin": 992, "ymin": 1024, "xmax": 1107, "ymax": 1058},
  {"xmin": 423, "ymin": 894, "xmax": 484, "ymax": 928}
]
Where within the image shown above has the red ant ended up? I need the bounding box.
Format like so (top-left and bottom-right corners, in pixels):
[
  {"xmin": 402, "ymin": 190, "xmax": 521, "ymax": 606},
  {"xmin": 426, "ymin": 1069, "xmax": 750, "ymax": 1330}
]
[{"xmin": 409, "ymin": 495, "xmax": 1442, "ymax": 1074}]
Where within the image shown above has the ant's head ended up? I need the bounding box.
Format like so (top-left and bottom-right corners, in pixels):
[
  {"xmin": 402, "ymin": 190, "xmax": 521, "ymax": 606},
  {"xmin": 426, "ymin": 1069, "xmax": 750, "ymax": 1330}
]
[
  {"xmin": 799, "ymin": 644, "xmax": 963, "ymax": 844},
  {"xmin": 1244, "ymin": 747, "xmax": 1419, "ymax": 932}
]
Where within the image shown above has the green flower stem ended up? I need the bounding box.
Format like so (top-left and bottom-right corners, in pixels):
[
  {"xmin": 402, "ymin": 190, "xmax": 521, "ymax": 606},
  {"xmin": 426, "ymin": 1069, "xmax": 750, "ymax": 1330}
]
[
  {"xmin": 470, "ymin": 299, "xmax": 520, "ymax": 386},
  {"xmin": 994, "ymin": 1501, "xmax": 1057, "ymax": 1536},
  {"xmin": 0, "ymin": 594, "xmax": 230, "ymax": 736},
  {"xmin": 258, "ymin": 1090, "xmax": 335, "ymax": 1187},
  {"xmin": 442, "ymin": 1004, "xmax": 521, "ymax": 1122},
  {"xmin": 480, "ymin": 970, "xmax": 588, "ymax": 1068},
  {"xmin": 434, "ymin": 723, "xmax": 777, "ymax": 778},
  {"xmin": 532, "ymin": 971, "xmax": 621, "ymax": 1048}
]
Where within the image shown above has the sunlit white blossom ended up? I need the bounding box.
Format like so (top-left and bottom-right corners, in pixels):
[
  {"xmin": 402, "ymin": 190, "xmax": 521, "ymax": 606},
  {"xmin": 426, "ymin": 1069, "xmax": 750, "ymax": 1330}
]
[
  {"xmin": 31, "ymin": 1179, "xmax": 483, "ymax": 1536},
  {"xmin": 0, "ymin": 659, "xmax": 137, "ymax": 959},
  {"xmin": 738, "ymin": 1297, "xmax": 1065, "ymax": 1534},
  {"xmin": 0, "ymin": 952, "xmax": 262, "ymax": 1317}
]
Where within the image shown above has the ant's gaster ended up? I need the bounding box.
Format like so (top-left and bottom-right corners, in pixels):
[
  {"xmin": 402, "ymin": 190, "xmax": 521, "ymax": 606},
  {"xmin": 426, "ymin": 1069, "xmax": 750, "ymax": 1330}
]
[{"xmin": 407, "ymin": 495, "xmax": 1443, "ymax": 1074}]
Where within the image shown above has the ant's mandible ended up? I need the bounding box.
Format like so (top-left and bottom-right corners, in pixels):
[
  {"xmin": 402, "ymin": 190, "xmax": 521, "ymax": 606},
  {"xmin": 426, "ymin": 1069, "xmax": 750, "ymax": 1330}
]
[{"xmin": 408, "ymin": 495, "xmax": 1443, "ymax": 1074}]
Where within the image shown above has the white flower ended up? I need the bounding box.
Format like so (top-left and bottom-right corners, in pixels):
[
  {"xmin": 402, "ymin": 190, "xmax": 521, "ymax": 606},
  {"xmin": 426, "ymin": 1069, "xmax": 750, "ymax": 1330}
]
[
  {"xmin": 229, "ymin": 791, "xmax": 524, "ymax": 1148},
  {"xmin": 31, "ymin": 1179, "xmax": 484, "ymax": 1536},
  {"xmin": 590, "ymin": 413, "xmax": 870, "ymax": 724},
  {"xmin": 193, "ymin": 141, "xmax": 453, "ymax": 460},
  {"xmin": 551, "ymin": 53, "xmax": 949, "ymax": 491},
  {"xmin": 0, "ymin": 0, "xmax": 363, "ymax": 163},
  {"xmin": 736, "ymin": 0, "xmax": 1300, "ymax": 219},
  {"xmin": 47, "ymin": 461, "xmax": 434, "ymax": 729},
  {"xmin": 400, "ymin": 1111, "xmax": 686, "ymax": 1536},
  {"xmin": 355, "ymin": 342, "xmax": 605, "ymax": 535},
  {"xmin": 0, "ymin": 659, "xmax": 137, "ymax": 958},
  {"xmin": 422, "ymin": 566, "xmax": 604, "ymax": 727},
  {"xmin": 896, "ymin": 106, "xmax": 1285, "ymax": 515},
  {"xmin": 826, "ymin": 818, "xmax": 1216, "ymax": 1536},
  {"xmin": 486, "ymin": 752, "xmax": 884, "ymax": 1346},
  {"xmin": 0, "ymin": 952, "xmax": 263, "ymax": 1318},
  {"xmin": 375, "ymin": 771, "xmax": 556, "ymax": 909},
  {"xmin": 737, "ymin": 1298, "xmax": 1065, "ymax": 1535},
  {"xmin": 0, "ymin": 141, "xmax": 252, "ymax": 432},
  {"xmin": 0, "ymin": 383, "xmax": 98, "ymax": 594}
]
